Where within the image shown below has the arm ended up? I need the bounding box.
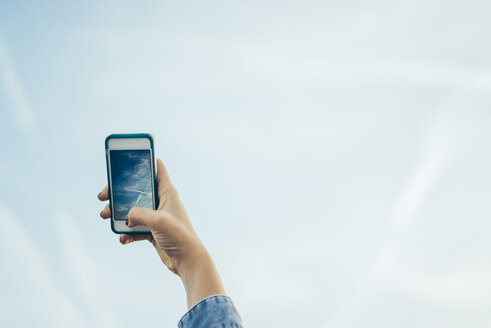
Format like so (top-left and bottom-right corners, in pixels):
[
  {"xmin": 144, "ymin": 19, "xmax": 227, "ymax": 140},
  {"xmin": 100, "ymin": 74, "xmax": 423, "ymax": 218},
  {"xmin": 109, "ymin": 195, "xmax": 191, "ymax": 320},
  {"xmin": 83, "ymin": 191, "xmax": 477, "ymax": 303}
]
[
  {"xmin": 98, "ymin": 159, "xmax": 226, "ymax": 309},
  {"xmin": 99, "ymin": 159, "xmax": 243, "ymax": 328}
]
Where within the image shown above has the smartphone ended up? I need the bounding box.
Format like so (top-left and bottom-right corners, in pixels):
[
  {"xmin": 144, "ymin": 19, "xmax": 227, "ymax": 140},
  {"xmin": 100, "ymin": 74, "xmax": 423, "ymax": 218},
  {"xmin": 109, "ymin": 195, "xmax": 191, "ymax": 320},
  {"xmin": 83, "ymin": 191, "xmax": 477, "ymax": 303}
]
[{"xmin": 105, "ymin": 133, "xmax": 158, "ymax": 234}]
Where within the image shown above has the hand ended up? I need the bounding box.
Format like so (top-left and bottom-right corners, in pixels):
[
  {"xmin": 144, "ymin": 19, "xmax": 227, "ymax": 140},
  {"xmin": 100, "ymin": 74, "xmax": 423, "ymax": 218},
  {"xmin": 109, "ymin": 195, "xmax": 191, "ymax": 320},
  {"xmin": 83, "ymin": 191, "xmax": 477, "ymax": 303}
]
[{"xmin": 98, "ymin": 158, "xmax": 225, "ymax": 308}]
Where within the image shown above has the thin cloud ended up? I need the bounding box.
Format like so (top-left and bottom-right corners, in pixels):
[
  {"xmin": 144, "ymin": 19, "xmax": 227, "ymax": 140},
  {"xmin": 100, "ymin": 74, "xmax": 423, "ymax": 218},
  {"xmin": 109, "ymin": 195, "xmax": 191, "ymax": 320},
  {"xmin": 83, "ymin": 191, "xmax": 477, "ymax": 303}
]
[
  {"xmin": 0, "ymin": 37, "xmax": 34, "ymax": 134},
  {"xmin": 0, "ymin": 201, "xmax": 87, "ymax": 327},
  {"xmin": 234, "ymin": 47, "xmax": 491, "ymax": 91},
  {"xmin": 56, "ymin": 212, "xmax": 121, "ymax": 328},
  {"xmin": 118, "ymin": 187, "xmax": 152, "ymax": 194},
  {"xmin": 324, "ymin": 116, "xmax": 454, "ymax": 328},
  {"xmin": 113, "ymin": 152, "xmax": 153, "ymax": 219}
]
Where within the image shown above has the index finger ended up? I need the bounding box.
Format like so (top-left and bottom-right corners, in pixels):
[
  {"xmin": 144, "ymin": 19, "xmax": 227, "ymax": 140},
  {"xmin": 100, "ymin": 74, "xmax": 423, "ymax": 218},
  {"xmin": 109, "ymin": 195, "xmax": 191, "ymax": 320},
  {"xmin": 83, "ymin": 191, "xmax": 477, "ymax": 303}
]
[
  {"xmin": 98, "ymin": 186, "xmax": 108, "ymax": 201},
  {"xmin": 156, "ymin": 158, "xmax": 173, "ymax": 195}
]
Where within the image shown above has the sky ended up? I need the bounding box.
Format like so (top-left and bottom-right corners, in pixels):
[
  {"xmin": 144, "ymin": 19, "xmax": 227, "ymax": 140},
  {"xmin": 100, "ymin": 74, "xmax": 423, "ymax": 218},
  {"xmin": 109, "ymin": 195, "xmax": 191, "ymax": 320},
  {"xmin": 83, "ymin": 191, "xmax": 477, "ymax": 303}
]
[
  {"xmin": 110, "ymin": 149, "xmax": 154, "ymax": 220},
  {"xmin": 1, "ymin": 0, "xmax": 491, "ymax": 327}
]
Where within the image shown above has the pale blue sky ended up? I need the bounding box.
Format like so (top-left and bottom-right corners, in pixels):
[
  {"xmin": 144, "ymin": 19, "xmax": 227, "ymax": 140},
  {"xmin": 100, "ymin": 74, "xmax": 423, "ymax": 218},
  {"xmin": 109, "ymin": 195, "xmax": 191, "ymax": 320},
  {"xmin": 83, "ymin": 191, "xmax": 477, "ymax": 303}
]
[{"xmin": 1, "ymin": 1, "xmax": 491, "ymax": 327}]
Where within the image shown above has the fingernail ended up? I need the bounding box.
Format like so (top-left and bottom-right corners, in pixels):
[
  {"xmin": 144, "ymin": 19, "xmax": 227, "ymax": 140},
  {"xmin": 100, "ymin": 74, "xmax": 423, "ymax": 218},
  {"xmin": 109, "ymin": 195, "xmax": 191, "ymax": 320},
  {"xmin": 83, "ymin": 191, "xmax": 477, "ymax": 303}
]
[
  {"xmin": 98, "ymin": 192, "xmax": 101, "ymax": 198},
  {"xmin": 100, "ymin": 210, "xmax": 103, "ymax": 216},
  {"xmin": 125, "ymin": 219, "xmax": 129, "ymax": 226}
]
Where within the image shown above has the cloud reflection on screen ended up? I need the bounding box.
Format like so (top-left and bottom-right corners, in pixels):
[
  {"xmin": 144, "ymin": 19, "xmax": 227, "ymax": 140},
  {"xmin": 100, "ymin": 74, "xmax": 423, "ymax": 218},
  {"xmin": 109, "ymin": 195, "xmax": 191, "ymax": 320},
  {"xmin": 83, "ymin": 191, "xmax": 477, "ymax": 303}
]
[{"xmin": 110, "ymin": 150, "xmax": 153, "ymax": 220}]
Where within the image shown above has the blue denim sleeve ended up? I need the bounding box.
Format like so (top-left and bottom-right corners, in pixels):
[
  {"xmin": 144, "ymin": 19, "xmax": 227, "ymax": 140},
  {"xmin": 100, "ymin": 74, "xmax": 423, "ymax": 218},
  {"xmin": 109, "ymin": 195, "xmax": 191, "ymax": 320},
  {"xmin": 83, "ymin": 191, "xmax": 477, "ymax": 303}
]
[{"xmin": 178, "ymin": 295, "xmax": 243, "ymax": 328}]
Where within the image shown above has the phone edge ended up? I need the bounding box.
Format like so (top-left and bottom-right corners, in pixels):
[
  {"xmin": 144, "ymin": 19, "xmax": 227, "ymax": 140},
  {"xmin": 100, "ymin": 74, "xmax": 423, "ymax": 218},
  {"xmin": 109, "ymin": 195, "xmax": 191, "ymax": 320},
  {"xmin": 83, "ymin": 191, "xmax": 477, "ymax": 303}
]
[{"xmin": 105, "ymin": 133, "xmax": 156, "ymax": 235}]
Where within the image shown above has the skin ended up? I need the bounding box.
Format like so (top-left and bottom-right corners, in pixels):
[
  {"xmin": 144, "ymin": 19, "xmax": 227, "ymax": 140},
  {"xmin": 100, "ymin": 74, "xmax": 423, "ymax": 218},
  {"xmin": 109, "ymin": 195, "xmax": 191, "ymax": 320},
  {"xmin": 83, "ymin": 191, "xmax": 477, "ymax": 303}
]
[{"xmin": 98, "ymin": 158, "xmax": 226, "ymax": 309}]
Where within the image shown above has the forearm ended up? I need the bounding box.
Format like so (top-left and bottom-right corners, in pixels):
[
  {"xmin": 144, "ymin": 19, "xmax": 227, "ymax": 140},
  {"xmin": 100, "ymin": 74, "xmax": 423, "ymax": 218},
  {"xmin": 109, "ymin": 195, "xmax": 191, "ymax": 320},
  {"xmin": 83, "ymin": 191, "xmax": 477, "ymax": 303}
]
[
  {"xmin": 178, "ymin": 255, "xmax": 243, "ymax": 328},
  {"xmin": 179, "ymin": 248, "xmax": 226, "ymax": 309}
]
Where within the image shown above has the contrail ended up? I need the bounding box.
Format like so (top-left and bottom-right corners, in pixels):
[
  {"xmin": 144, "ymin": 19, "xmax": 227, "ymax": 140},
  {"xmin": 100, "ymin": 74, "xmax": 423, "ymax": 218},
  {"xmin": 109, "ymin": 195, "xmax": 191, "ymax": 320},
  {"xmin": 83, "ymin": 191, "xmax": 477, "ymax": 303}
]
[
  {"xmin": 122, "ymin": 187, "xmax": 152, "ymax": 194},
  {"xmin": 56, "ymin": 212, "xmax": 122, "ymax": 328},
  {"xmin": 324, "ymin": 117, "xmax": 454, "ymax": 328},
  {"xmin": 0, "ymin": 202, "xmax": 87, "ymax": 327},
  {"xmin": 131, "ymin": 179, "xmax": 153, "ymax": 208}
]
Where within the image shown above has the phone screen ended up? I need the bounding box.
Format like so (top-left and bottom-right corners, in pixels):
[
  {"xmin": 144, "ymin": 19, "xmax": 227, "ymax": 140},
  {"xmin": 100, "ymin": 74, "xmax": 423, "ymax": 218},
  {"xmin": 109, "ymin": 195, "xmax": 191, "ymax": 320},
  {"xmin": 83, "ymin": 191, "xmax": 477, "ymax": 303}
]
[{"xmin": 110, "ymin": 149, "xmax": 154, "ymax": 220}]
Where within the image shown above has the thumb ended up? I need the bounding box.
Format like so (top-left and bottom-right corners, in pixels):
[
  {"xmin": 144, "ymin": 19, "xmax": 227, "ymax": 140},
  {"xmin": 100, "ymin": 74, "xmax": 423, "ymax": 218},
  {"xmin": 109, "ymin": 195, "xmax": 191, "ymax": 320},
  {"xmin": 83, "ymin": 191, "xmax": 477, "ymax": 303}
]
[{"xmin": 127, "ymin": 207, "xmax": 159, "ymax": 228}]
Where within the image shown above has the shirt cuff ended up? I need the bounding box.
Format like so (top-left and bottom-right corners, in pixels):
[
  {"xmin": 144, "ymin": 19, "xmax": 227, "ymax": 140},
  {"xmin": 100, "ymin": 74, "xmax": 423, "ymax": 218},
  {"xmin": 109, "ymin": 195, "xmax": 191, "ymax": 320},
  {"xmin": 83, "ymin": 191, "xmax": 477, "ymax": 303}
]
[{"xmin": 178, "ymin": 294, "xmax": 243, "ymax": 328}]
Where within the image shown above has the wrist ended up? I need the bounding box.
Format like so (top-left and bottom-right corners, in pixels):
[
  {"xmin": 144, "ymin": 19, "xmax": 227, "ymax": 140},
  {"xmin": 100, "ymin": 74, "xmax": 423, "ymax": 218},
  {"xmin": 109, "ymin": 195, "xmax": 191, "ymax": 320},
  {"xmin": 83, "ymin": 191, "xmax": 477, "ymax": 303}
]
[{"xmin": 178, "ymin": 245, "xmax": 226, "ymax": 309}]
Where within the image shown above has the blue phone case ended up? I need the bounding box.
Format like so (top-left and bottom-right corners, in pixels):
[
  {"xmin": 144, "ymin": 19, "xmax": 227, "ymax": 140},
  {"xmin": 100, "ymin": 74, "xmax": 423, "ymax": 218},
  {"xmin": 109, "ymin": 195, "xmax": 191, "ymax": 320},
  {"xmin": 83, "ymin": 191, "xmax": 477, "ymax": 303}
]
[{"xmin": 105, "ymin": 133, "xmax": 158, "ymax": 234}]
